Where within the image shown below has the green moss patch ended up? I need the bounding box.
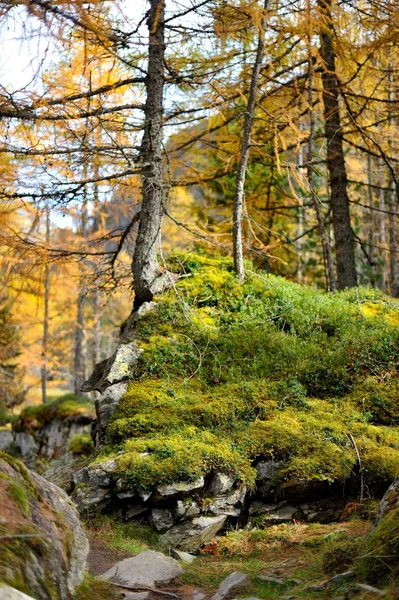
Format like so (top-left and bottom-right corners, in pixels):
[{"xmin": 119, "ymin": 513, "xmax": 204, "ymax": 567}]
[
  {"xmin": 14, "ymin": 394, "xmax": 95, "ymax": 433},
  {"xmin": 356, "ymin": 507, "xmax": 399, "ymax": 584},
  {"xmin": 97, "ymin": 254, "xmax": 399, "ymax": 492}
]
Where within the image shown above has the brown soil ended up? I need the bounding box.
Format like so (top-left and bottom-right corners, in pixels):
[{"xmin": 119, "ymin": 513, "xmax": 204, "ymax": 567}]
[{"xmin": 87, "ymin": 535, "xmax": 132, "ymax": 576}]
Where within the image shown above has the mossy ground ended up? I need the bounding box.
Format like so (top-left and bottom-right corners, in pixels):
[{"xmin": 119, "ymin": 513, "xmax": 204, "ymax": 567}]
[
  {"xmin": 14, "ymin": 394, "xmax": 95, "ymax": 433},
  {"xmin": 95, "ymin": 253, "xmax": 399, "ymax": 492}
]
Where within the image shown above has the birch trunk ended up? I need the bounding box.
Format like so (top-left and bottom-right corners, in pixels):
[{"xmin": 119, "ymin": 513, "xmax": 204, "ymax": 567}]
[
  {"xmin": 317, "ymin": 0, "xmax": 357, "ymax": 289},
  {"xmin": 233, "ymin": 0, "xmax": 269, "ymax": 281}
]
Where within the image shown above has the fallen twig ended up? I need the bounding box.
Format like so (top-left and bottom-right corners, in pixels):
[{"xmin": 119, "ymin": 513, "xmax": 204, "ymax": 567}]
[{"xmin": 107, "ymin": 582, "xmax": 179, "ymax": 598}]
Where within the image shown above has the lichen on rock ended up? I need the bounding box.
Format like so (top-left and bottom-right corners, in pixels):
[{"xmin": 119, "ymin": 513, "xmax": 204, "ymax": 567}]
[{"xmin": 0, "ymin": 452, "xmax": 89, "ymax": 600}]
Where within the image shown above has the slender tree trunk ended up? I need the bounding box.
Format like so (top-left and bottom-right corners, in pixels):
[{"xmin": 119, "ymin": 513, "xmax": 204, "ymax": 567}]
[
  {"xmin": 378, "ymin": 168, "xmax": 388, "ymax": 291},
  {"xmin": 41, "ymin": 208, "xmax": 50, "ymax": 404},
  {"xmin": 74, "ymin": 183, "xmax": 88, "ymax": 395},
  {"xmin": 306, "ymin": 0, "xmax": 336, "ymax": 291},
  {"xmin": 74, "ymin": 291, "xmax": 86, "ymax": 394},
  {"xmin": 233, "ymin": 0, "xmax": 269, "ymax": 281},
  {"xmin": 94, "ymin": 288, "xmax": 102, "ymax": 365},
  {"xmin": 132, "ymin": 0, "xmax": 167, "ymax": 307},
  {"xmin": 366, "ymin": 155, "xmax": 376, "ymax": 287},
  {"xmin": 317, "ymin": 0, "xmax": 357, "ymax": 289},
  {"xmin": 389, "ymin": 180, "xmax": 399, "ymax": 297}
]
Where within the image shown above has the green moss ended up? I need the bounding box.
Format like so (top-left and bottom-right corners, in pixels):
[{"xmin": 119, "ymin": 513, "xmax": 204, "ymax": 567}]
[
  {"xmin": 69, "ymin": 433, "xmax": 95, "ymax": 457},
  {"xmin": 14, "ymin": 394, "xmax": 95, "ymax": 434},
  {"xmin": 8, "ymin": 482, "xmax": 30, "ymax": 517},
  {"xmin": 94, "ymin": 254, "xmax": 399, "ymax": 492},
  {"xmin": 356, "ymin": 507, "xmax": 399, "ymax": 584}
]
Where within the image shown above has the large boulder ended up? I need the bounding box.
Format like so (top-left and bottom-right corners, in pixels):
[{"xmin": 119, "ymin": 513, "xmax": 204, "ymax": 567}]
[
  {"xmin": 99, "ymin": 550, "xmax": 183, "ymax": 587},
  {"xmin": 159, "ymin": 515, "xmax": 227, "ymax": 552},
  {"xmin": 0, "ymin": 452, "xmax": 89, "ymax": 600}
]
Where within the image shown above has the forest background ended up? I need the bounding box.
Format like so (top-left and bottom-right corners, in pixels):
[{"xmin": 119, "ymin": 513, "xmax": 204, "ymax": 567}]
[{"xmin": 0, "ymin": 0, "xmax": 398, "ymax": 415}]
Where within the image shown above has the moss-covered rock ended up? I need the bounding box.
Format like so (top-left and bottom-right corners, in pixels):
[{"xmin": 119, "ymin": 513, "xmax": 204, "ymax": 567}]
[
  {"xmin": 78, "ymin": 255, "xmax": 399, "ymax": 534},
  {"xmin": 9, "ymin": 395, "xmax": 95, "ymax": 462},
  {"xmin": 0, "ymin": 452, "xmax": 89, "ymax": 599}
]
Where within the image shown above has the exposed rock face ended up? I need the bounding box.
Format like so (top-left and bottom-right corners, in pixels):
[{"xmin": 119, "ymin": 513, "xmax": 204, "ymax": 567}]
[
  {"xmin": 99, "ymin": 550, "xmax": 183, "ymax": 587},
  {"xmin": 375, "ymin": 476, "xmax": 399, "ymax": 524},
  {"xmin": 0, "ymin": 453, "xmax": 89, "ymax": 600},
  {"xmin": 81, "ymin": 301, "xmax": 159, "ymax": 446},
  {"xmin": 3, "ymin": 412, "xmax": 94, "ymax": 465}
]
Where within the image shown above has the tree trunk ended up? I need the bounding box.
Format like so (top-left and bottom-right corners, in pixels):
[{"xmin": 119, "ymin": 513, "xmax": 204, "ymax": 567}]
[
  {"xmin": 132, "ymin": 0, "xmax": 168, "ymax": 308},
  {"xmin": 74, "ymin": 291, "xmax": 86, "ymax": 395},
  {"xmin": 317, "ymin": 0, "xmax": 357, "ymax": 289},
  {"xmin": 306, "ymin": 0, "xmax": 336, "ymax": 291},
  {"xmin": 41, "ymin": 208, "xmax": 50, "ymax": 404},
  {"xmin": 389, "ymin": 180, "xmax": 399, "ymax": 297},
  {"xmin": 233, "ymin": 0, "xmax": 269, "ymax": 281}
]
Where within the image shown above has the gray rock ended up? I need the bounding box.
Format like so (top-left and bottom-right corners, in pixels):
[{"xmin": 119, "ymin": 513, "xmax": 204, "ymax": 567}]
[
  {"xmin": 0, "ymin": 429, "xmax": 13, "ymax": 452},
  {"xmin": 192, "ymin": 590, "xmax": 207, "ymax": 600},
  {"xmin": 14, "ymin": 432, "xmax": 38, "ymax": 457},
  {"xmin": 211, "ymin": 572, "xmax": 250, "ymax": 600},
  {"xmin": 150, "ymin": 508, "xmax": 174, "ymax": 532},
  {"xmin": 123, "ymin": 593, "xmax": 150, "ymax": 600},
  {"xmin": 106, "ymin": 343, "xmax": 143, "ymax": 386},
  {"xmin": 94, "ymin": 382, "xmax": 128, "ymax": 445},
  {"xmin": 208, "ymin": 473, "xmax": 235, "ymax": 496},
  {"xmin": 207, "ymin": 486, "xmax": 246, "ymax": 517},
  {"xmin": 99, "ymin": 550, "xmax": 183, "ymax": 587},
  {"xmin": 255, "ymin": 460, "xmax": 281, "ymax": 481},
  {"xmin": 157, "ymin": 476, "xmax": 205, "ymax": 497},
  {"xmin": 125, "ymin": 504, "xmax": 148, "ymax": 520},
  {"xmin": 306, "ymin": 571, "xmax": 356, "ymax": 592},
  {"xmin": 74, "ymin": 485, "xmax": 112, "ymax": 509},
  {"xmin": 42, "ymin": 463, "xmax": 78, "ymax": 493},
  {"xmin": 171, "ymin": 549, "xmax": 196, "ymax": 564},
  {"xmin": 230, "ymin": 598, "xmax": 260, "ymax": 600},
  {"xmin": 0, "ymin": 456, "xmax": 89, "ymax": 600},
  {"xmin": 350, "ymin": 584, "xmax": 385, "ymax": 597},
  {"xmin": 0, "ymin": 587, "xmax": 37, "ymax": 600},
  {"xmin": 376, "ymin": 476, "xmax": 399, "ymax": 524},
  {"xmin": 175, "ymin": 499, "xmax": 201, "ymax": 519},
  {"xmin": 257, "ymin": 575, "xmax": 285, "ymax": 585},
  {"xmin": 249, "ymin": 502, "xmax": 296, "ymax": 523},
  {"xmin": 160, "ymin": 515, "xmax": 227, "ymax": 552}
]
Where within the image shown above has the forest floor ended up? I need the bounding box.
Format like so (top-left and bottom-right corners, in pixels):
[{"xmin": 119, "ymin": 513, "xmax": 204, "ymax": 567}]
[{"xmin": 74, "ymin": 516, "xmax": 397, "ymax": 600}]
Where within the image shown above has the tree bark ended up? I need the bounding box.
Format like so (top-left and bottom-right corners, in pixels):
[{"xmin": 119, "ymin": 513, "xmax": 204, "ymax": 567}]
[
  {"xmin": 233, "ymin": 0, "xmax": 269, "ymax": 281},
  {"xmin": 41, "ymin": 208, "xmax": 50, "ymax": 404},
  {"xmin": 306, "ymin": 0, "xmax": 336, "ymax": 291},
  {"xmin": 317, "ymin": 0, "xmax": 357, "ymax": 289},
  {"xmin": 132, "ymin": 0, "xmax": 168, "ymax": 308}
]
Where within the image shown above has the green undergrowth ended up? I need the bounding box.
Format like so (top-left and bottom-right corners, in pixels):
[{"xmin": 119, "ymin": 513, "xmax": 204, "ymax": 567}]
[
  {"xmin": 85, "ymin": 515, "xmax": 159, "ymax": 555},
  {"xmin": 182, "ymin": 520, "xmax": 371, "ymax": 598},
  {"xmin": 97, "ymin": 253, "xmax": 399, "ymax": 491},
  {"xmin": 14, "ymin": 394, "xmax": 95, "ymax": 433},
  {"xmin": 73, "ymin": 573, "xmax": 120, "ymax": 600}
]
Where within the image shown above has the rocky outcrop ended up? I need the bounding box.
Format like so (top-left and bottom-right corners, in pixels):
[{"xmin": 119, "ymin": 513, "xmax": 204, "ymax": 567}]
[
  {"xmin": 0, "ymin": 453, "xmax": 89, "ymax": 600},
  {"xmin": 375, "ymin": 476, "xmax": 399, "ymax": 524},
  {"xmin": 71, "ymin": 453, "xmax": 350, "ymax": 552},
  {"xmin": 3, "ymin": 398, "xmax": 95, "ymax": 465}
]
